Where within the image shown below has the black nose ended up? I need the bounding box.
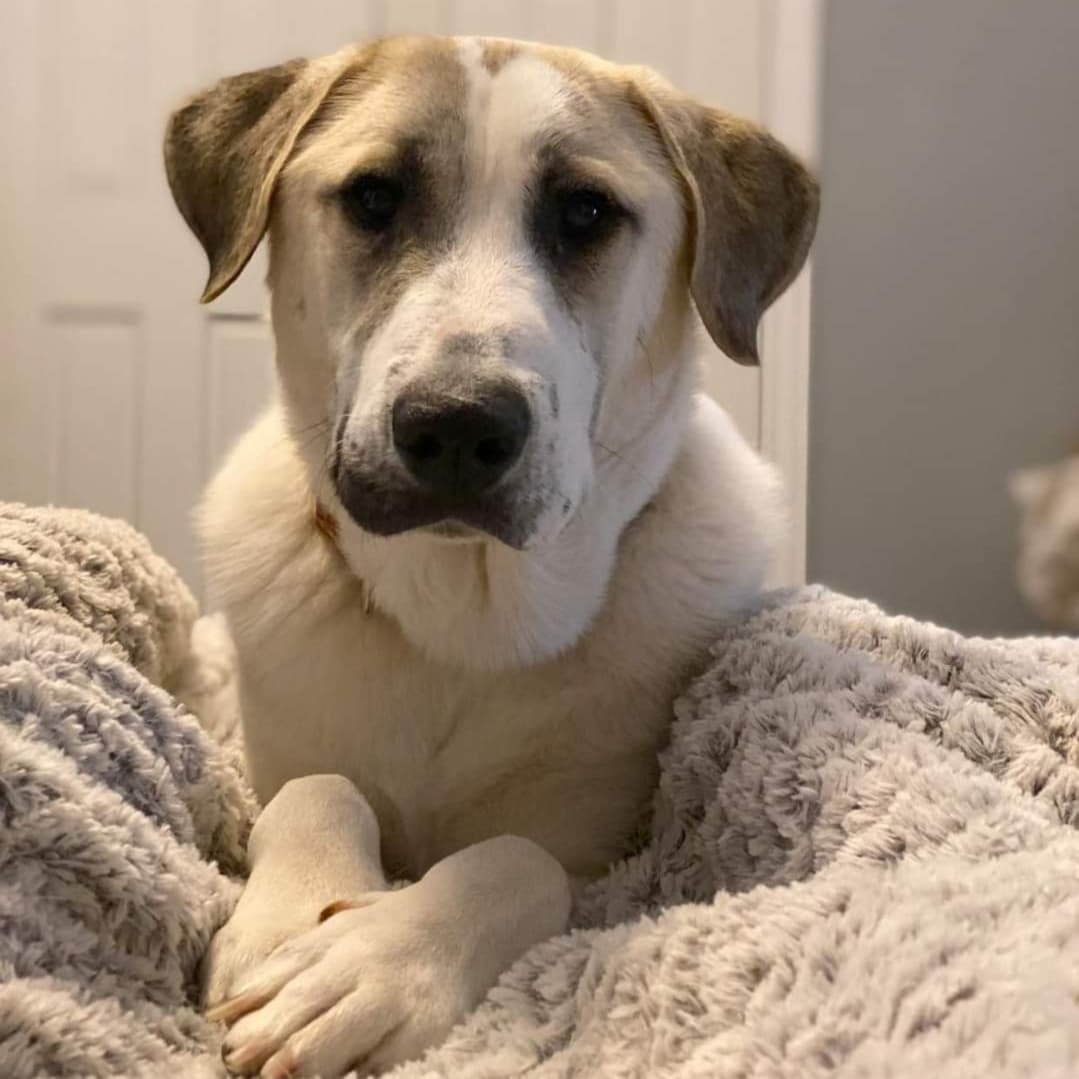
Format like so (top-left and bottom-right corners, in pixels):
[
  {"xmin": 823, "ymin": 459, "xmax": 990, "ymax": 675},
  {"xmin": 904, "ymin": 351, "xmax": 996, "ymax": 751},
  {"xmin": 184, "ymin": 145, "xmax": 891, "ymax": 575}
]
[{"xmin": 392, "ymin": 382, "xmax": 531, "ymax": 495}]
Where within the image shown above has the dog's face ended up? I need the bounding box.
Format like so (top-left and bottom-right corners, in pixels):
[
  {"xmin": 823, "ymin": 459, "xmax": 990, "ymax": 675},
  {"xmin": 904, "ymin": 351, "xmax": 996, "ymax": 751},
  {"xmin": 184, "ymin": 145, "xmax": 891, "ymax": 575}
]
[
  {"xmin": 166, "ymin": 37, "xmax": 817, "ymax": 549},
  {"xmin": 272, "ymin": 39, "xmax": 686, "ymax": 548}
]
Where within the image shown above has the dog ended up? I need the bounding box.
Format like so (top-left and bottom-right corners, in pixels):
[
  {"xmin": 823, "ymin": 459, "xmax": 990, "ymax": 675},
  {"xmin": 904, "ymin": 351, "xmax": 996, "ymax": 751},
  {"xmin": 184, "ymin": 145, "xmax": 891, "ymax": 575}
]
[{"xmin": 165, "ymin": 34, "xmax": 818, "ymax": 1077}]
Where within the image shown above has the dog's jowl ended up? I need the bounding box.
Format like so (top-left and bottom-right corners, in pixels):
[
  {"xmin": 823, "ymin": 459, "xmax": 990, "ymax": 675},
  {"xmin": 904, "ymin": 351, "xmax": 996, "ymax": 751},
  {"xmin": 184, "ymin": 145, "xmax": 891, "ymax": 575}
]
[{"xmin": 166, "ymin": 34, "xmax": 817, "ymax": 1077}]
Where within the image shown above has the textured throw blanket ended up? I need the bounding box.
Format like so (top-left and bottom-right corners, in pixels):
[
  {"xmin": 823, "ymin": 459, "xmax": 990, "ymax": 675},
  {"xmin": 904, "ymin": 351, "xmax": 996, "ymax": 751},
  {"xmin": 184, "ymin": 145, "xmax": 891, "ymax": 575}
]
[{"xmin": 2, "ymin": 504, "xmax": 1078, "ymax": 1077}]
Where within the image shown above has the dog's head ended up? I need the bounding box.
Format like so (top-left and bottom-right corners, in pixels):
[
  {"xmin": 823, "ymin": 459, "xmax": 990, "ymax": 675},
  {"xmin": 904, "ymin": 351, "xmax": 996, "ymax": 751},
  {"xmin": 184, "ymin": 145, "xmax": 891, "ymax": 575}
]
[{"xmin": 166, "ymin": 36, "xmax": 817, "ymax": 550}]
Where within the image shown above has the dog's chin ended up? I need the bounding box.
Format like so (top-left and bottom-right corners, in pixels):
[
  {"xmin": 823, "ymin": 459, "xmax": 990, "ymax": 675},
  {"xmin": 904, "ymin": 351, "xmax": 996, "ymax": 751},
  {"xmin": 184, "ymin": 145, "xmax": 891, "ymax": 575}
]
[{"xmin": 336, "ymin": 475, "xmax": 541, "ymax": 551}]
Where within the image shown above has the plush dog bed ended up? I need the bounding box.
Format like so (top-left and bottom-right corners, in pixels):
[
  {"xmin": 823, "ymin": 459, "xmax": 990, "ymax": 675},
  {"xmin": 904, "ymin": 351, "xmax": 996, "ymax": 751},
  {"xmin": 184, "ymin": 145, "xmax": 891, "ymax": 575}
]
[{"xmin": 1, "ymin": 503, "xmax": 1078, "ymax": 1077}]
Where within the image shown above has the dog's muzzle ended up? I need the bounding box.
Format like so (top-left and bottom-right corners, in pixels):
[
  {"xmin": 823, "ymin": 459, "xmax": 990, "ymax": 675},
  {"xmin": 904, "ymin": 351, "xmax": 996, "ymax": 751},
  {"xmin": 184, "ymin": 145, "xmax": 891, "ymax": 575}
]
[{"xmin": 335, "ymin": 376, "xmax": 536, "ymax": 547}]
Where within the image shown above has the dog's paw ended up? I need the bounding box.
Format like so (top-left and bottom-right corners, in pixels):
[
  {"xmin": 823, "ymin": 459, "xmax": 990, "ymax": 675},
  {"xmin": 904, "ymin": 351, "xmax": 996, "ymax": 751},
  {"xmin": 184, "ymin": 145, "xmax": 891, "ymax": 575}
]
[
  {"xmin": 201, "ymin": 902, "xmax": 317, "ymax": 1010},
  {"xmin": 201, "ymin": 886, "xmax": 372, "ymax": 1008},
  {"xmin": 210, "ymin": 886, "xmax": 471, "ymax": 1077}
]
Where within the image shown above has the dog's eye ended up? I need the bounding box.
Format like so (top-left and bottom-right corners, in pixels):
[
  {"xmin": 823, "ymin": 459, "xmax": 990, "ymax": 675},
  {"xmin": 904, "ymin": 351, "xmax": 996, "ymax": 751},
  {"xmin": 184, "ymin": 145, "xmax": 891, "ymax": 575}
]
[
  {"xmin": 340, "ymin": 174, "xmax": 403, "ymax": 232},
  {"xmin": 558, "ymin": 189, "xmax": 617, "ymax": 244}
]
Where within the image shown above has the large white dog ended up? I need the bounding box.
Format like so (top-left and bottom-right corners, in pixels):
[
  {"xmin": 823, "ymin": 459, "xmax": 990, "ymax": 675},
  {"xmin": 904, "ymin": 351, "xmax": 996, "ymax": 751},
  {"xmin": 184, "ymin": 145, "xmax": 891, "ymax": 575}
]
[{"xmin": 166, "ymin": 35, "xmax": 817, "ymax": 1077}]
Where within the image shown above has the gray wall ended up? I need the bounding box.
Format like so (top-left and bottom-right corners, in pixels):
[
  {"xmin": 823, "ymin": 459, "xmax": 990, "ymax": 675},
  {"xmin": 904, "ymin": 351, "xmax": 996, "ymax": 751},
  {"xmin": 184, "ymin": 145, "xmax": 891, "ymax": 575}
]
[{"xmin": 809, "ymin": 0, "xmax": 1079, "ymax": 635}]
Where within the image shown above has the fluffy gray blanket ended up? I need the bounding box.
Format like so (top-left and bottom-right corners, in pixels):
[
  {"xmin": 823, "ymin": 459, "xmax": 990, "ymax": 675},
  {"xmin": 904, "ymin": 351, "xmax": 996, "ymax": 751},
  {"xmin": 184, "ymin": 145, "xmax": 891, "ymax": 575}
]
[{"xmin": 2, "ymin": 504, "xmax": 1078, "ymax": 1077}]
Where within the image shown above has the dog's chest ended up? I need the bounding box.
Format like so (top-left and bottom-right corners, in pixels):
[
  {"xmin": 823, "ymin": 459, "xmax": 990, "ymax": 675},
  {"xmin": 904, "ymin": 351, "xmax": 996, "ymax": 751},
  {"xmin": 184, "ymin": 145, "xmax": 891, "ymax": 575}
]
[
  {"xmin": 237, "ymin": 606, "xmax": 668, "ymax": 879},
  {"xmin": 211, "ymin": 399, "xmax": 776, "ymax": 879}
]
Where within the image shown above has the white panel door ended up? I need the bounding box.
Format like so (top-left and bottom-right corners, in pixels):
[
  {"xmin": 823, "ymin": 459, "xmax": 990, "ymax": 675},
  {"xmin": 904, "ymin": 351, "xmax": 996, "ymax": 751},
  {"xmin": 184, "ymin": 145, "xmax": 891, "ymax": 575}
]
[
  {"xmin": 0, "ymin": 0, "xmax": 382, "ymax": 593},
  {"xmin": 0, "ymin": 1, "xmax": 806, "ymax": 595},
  {"xmin": 1, "ymin": 0, "xmax": 208, "ymax": 591}
]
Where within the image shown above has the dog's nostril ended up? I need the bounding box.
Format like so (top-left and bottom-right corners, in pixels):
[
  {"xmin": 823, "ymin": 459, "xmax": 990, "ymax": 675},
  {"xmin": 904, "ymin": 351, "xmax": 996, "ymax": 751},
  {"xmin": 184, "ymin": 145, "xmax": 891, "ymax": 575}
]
[
  {"xmin": 474, "ymin": 436, "xmax": 513, "ymax": 468},
  {"xmin": 406, "ymin": 433, "xmax": 442, "ymax": 461}
]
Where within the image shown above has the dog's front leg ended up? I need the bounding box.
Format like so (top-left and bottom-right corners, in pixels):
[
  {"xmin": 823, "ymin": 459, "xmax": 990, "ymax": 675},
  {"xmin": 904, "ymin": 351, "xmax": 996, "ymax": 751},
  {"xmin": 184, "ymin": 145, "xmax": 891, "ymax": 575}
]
[
  {"xmin": 202, "ymin": 774, "xmax": 388, "ymax": 1009},
  {"xmin": 212, "ymin": 835, "xmax": 571, "ymax": 1077}
]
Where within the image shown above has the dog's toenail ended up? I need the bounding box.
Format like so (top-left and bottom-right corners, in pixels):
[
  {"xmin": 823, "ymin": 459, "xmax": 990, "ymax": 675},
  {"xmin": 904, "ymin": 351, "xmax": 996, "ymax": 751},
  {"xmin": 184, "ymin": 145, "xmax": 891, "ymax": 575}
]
[
  {"xmin": 261, "ymin": 1048, "xmax": 299, "ymax": 1077},
  {"xmin": 206, "ymin": 989, "xmax": 267, "ymax": 1024},
  {"xmin": 223, "ymin": 1039, "xmax": 274, "ymax": 1074}
]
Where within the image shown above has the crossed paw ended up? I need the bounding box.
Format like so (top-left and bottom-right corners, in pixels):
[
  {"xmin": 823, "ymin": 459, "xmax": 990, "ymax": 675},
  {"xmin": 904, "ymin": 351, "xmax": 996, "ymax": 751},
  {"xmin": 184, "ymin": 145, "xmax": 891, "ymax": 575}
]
[{"xmin": 205, "ymin": 886, "xmax": 472, "ymax": 1078}]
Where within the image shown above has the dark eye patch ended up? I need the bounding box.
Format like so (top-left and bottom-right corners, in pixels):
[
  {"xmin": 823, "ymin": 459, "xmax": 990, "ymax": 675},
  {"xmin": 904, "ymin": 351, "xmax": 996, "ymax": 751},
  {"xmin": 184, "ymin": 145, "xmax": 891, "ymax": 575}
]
[
  {"xmin": 557, "ymin": 188, "xmax": 621, "ymax": 245},
  {"xmin": 333, "ymin": 139, "xmax": 431, "ymax": 240},
  {"xmin": 339, "ymin": 173, "xmax": 404, "ymax": 232},
  {"xmin": 530, "ymin": 167, "xmax": 634, "ymax": 273}
]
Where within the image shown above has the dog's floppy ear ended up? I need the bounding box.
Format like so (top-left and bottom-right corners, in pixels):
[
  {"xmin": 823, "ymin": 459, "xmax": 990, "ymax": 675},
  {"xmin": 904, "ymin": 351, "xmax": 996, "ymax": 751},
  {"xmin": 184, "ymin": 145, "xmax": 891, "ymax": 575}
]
[
  {"xmin": 632, "ymin": 79, "xmax": 820, "ymax": 364},
  {"xmin": 164, "ymin": 50, "xmax": 355, "ymax": 303}
]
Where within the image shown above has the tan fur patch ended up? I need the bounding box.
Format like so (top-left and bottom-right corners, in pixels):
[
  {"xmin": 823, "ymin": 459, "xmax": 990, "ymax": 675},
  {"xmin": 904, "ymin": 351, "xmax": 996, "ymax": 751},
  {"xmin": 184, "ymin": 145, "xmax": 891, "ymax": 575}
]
[
  {"xmin": 480, "ymin": 38, "xmax": 521, "ymax": 74},
  {"xmin": 498, "ymin": 45, "xmax": 819, "ymax": 364}
]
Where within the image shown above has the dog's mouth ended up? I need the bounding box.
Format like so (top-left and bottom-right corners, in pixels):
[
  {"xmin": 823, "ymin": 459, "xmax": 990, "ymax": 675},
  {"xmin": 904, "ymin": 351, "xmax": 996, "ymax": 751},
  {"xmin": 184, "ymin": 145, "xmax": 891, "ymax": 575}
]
[{"xmin": 333, "ymin": 468, "xmax": 536, "ymax": 550}]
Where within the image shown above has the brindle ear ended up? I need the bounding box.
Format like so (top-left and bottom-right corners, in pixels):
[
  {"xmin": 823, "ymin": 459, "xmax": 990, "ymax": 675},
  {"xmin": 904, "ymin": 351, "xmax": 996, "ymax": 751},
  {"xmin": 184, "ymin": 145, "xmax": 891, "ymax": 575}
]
[
  {"xmin": 164, "ymin": 51, "xmax": 354, "ymax": 303},
  {"xmin": 634, "ymin": 82, "xmax": 820, "ymax": 364}
]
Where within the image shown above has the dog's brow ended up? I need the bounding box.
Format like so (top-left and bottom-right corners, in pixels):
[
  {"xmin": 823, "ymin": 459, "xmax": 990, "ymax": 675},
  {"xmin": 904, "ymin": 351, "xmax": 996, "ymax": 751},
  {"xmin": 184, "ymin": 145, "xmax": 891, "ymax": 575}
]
[
  {"xmin": 313, "ymin": 133, "xmax": 435, "ymax": 193},
  {"xmin": 534, "ymin": 143, "xmax": 645, "ymax": 212}
]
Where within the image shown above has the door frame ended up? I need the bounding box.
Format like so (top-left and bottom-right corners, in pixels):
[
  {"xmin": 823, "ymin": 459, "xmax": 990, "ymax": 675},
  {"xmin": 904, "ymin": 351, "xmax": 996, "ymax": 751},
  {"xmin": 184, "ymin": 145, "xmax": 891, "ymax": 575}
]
[{"xmin": 758, "ymin": 0, "xmax": 821, "ymax": 586}]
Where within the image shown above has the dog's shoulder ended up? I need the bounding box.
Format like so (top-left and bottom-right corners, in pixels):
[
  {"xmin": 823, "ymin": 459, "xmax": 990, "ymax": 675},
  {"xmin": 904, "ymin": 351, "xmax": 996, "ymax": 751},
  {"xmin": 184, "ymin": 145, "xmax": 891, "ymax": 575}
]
[{"xmin": 199, "ymin": 405, "xmax": 361, "ymax": 623}]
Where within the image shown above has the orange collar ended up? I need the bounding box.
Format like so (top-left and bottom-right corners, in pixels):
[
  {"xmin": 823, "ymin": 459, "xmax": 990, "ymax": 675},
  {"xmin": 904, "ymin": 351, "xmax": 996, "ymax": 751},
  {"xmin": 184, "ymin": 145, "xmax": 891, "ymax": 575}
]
[
  {"xmin": 313, "ymin": 500, "xmax": 339, "ymax": 543},
  {"xmin": 314, "ymin": 500, "xmax": 374, "ymax": 614}
]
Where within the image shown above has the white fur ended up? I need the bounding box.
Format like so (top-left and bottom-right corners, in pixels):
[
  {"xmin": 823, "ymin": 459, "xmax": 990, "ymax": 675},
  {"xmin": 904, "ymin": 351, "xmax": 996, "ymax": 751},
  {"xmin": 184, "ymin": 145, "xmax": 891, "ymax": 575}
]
[{"xmin": 199, "ymin": 37, "xmax": 783, "ymax": 1078}]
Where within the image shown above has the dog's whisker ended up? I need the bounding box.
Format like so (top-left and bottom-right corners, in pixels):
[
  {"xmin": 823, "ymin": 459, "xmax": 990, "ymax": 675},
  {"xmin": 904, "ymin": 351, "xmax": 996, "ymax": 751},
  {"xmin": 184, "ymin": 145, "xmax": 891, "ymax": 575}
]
[
  {"xmin": 636, "ymin": 329, "xmax": 657, "ymax": 398},
  {"xmin": 288, "ymin": 420, "xmax": 332, "ymax": 449},
  {"xmin": 285, "ymin": 415, "xmax": 332, "ymax": 439},
  {"xmin": 594, "ymin": 439, "xmax": 647, "ymax": 484}
]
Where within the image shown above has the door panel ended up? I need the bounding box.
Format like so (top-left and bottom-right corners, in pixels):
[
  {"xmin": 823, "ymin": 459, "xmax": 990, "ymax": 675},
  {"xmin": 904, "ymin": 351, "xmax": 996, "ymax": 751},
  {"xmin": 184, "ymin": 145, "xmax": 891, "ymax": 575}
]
[{"xmin": 204, "ymin": 319, "xmax": 277, "ymax": 471}]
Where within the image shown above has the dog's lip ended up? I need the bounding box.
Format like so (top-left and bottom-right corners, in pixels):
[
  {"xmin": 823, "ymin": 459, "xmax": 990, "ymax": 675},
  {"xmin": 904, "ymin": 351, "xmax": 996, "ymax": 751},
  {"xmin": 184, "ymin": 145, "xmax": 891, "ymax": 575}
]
[
  {"xmin": 334, "ymin": 473, "xmax": 531, "ymax": 549},
  {"xmin": 381, "ymin": 515, "xmax": 529, "ymax": 550}
]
